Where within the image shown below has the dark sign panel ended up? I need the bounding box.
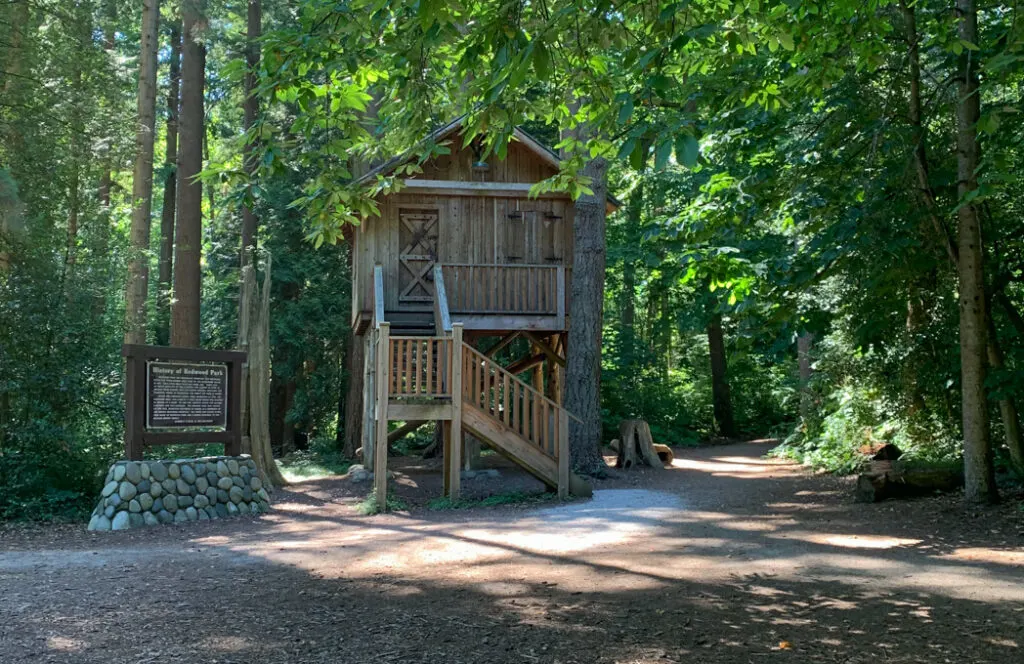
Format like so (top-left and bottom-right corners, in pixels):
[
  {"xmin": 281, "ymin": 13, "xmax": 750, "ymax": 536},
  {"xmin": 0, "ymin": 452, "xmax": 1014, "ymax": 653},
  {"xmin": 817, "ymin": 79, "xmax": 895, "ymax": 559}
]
[{"xmin": 146, "ymin": 361, "xmax": 228, "ymax": 429}]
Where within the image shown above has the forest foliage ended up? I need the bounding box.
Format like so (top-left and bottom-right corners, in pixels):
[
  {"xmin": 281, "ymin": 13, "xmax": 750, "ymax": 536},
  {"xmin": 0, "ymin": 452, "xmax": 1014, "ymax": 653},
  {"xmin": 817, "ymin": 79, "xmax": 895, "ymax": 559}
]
[{"xmin": 1, "ymin": 0, "xmax": 1022, "ymax": 518}]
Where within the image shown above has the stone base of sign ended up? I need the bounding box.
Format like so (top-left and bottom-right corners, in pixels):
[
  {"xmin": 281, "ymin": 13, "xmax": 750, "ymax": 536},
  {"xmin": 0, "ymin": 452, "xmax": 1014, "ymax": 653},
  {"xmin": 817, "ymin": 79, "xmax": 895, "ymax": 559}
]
[{"xmin": 87, "ymin": 455, "xmax": 271, "ymax": 531}]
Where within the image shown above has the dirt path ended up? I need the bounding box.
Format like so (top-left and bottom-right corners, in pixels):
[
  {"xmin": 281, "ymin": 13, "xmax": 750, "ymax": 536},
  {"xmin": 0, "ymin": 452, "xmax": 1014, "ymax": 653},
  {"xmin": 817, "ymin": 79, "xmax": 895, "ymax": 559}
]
[{"xmin": 1, "ymin": 442, "xmax": 1022, "ymax": 663}]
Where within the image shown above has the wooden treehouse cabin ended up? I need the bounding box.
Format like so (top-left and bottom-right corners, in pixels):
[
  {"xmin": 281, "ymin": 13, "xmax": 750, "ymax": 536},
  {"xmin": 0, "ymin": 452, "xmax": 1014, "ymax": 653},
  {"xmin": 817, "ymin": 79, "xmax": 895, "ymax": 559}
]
[{"xmin": 349, "ymin": 119, "xmax": 617, "ymax": 505}]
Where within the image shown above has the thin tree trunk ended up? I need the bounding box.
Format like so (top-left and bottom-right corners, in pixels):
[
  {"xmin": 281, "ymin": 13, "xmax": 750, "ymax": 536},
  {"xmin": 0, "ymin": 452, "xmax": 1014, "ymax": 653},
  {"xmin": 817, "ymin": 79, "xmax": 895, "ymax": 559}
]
[
  {"xmin": 619, "ymin": 181, "xmax": 640, "ymax": 369},
  {"xmin": 239, "ymin": 0, "xmax": 260, "ymax": 294},
  {"xmin": 797, "ymin": 332, "xmax": 815, "ymax": 423},
  {"xmin": 564, "ymin": 151, "xmax": 608, "ymax": 474},
  {"xmin": 123, "ymin": 0, "xmax": 161, "ymax": 345},
  {"xmin": 96, "ymin": 0, "xmax": 117, "ymax": 244},
  {"xmin": 170, "ymin": 0, "xmax": 206, "ymax": 347},
  {"xmin": 246, "ymin": 255, "xmax": 288, "ymax": 486},
  {"xmin": 157, "ymin": 21, "xmax": 181, "ymax": 346},
  {"xmin": 955, "ymin": 0, "xmax": 997, "ymax": 504},
  {"xmin": 986, "ymin": 318, "xmax": 1024, "ymax": 477},
  {"xmin": 707, "ymin": 312, "xmax": 736, "ymax": 438}
]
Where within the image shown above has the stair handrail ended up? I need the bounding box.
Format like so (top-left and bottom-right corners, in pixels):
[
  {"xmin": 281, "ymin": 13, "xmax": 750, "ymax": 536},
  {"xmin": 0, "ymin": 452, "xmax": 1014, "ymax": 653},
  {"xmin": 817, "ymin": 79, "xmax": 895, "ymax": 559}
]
[
  {"xmin": 433, "ymin": 264, "xmax": 452, "ymax": 335},
  {"xmin": 373, "ymin": 264, "xmax": 385, "ymax": 329},
  {"xmin": 461, "ymin": 341, "xmax": 571, "ymax": 497}
]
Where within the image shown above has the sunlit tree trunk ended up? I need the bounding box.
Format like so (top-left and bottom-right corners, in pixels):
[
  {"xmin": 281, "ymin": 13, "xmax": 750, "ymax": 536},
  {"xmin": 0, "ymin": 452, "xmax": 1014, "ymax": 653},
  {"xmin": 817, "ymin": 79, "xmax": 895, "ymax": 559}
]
[
  {"xmin": 157, "ymin": 20, "xmax": 181, "ymax": 346},
  {"xmin": 123, "ymin": 0, "xmax": 161, "ymax": 345},
  {"xmin": 955, "ymin": 0, "xmax": 998, "ymax": 504},
  {"xmin": 170, "ymin": 0, "xmax": 206, "ymax": 347}
]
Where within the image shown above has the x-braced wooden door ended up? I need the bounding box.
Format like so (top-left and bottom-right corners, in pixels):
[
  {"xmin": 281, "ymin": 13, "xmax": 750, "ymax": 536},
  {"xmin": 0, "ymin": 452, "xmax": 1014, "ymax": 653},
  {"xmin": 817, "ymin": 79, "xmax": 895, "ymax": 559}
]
[{"xmin": 398, "ymin": 208, "xmax": 439, "ymax": 304}]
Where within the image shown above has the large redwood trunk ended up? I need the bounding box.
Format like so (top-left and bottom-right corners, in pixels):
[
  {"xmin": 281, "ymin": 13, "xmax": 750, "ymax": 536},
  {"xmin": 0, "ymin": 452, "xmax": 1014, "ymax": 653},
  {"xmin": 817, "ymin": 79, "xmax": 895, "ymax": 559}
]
[
  {"xmin": 170, "ymin": 0, "xmax": 206, "ymax": 347},
  {"xmin": 157, "ymin": 21, "xmax": 181, "ymax": 346},
  {"xmin": 565, "ymin": 155, "xmax": 608, "ymax": 474},
  {"xmin": 123, "ymin": 0, "xmax": 161, "ymax": 345}
]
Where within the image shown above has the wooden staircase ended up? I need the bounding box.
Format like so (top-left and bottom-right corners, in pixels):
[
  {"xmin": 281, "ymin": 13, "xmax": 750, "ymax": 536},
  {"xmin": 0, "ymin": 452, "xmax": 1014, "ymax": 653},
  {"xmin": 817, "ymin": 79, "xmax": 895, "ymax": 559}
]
[{"xmin": 364, "ymin": 264, "xmax": 578, "ymax": 506}]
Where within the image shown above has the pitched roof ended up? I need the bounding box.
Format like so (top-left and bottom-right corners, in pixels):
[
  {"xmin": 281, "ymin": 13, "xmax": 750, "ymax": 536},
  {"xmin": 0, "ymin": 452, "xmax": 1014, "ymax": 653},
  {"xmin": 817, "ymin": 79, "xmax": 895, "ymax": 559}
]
[{"xmin": 353, "ymin": 117, "xmax": 622, "ymax": 209}]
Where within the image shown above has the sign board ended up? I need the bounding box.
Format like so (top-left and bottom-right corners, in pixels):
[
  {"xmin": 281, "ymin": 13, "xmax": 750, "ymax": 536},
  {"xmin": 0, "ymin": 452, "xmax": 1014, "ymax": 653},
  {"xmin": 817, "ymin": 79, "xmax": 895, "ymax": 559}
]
[
  {"xmin": 123, "ymin": 345, "xmax": 246, "ymax": 460},
  {"xmin": 146, "ymin": 362, "xmax": 229, "ymax": 429}
]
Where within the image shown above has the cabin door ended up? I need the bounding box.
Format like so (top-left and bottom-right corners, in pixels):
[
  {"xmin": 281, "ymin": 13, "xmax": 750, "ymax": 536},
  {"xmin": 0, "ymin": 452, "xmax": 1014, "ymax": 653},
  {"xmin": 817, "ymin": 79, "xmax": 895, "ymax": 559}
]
[{"xmin": 397, "ymin": 208, "xmax": 439, "ymax": 304}]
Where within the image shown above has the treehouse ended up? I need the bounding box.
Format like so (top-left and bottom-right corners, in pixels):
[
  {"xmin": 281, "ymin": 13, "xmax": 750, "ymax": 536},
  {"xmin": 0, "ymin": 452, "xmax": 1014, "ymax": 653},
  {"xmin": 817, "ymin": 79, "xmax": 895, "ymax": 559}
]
[{"xmin": 349, "ymin": 119, "xmax": 617, "ymax": 504}]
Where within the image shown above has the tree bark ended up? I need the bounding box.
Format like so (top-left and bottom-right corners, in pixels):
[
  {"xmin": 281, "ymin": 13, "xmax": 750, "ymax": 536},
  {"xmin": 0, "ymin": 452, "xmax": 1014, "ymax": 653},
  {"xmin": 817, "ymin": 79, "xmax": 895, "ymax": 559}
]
[
  {"xmin": 619, "ymin": 181, "xmax": 641, "ymax": 368},
  {"xmin": 986, "ymin": 317, "xmax": 1024, "ymax": 477},
  {"xmin": 342, "ymin": 332, "xmax": 365, "ymax": 457},
  {"xmin": 955, "ymin": 0, "xmax": 997, "ymax": 504},
  {"xmin": 239, "ymin": 0, "xmax": 260, "ymax": 289},
  {"xmin": 564, "ymin": 152, "xmax": 608, "ymax": 474},
  {"xmin": 707, "ymin": 312, "xmax": 737, "ymax": 438},
  {"xmin": 170, "ymin": 0, "xmax": 206, "ymax": 347},
  {"xmin": 157, "ymin": 20, "xmax": 181, "ymax": 346},
  {"xmin": 123, "ymin": 0, "xmax": 161, "ymax": 345},
  {"xmin": 797, "ymin": 332, "xmax": 815, "ymax": 423}
]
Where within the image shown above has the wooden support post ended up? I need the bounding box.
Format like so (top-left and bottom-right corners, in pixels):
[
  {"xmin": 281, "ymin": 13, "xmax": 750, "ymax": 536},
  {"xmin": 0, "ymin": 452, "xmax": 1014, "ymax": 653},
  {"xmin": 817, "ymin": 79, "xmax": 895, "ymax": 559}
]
[
  {"xmin": 446, "ymin": 323, "xmax": 464, "ymax": 499},
  {"xmin": 374, "ymin": 323, "xmax": 390, "ymax": 508},
  {"xmin": 558, "ymin": 410, "xmax": 569, "ymax": 499}
]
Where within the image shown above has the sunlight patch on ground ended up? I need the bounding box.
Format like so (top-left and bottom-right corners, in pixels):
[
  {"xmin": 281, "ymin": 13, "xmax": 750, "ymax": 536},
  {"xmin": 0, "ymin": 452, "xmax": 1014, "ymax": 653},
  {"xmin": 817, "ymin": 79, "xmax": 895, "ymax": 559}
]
[
  {"xmin": 46, "ymin": 636, "xmax": 86, "ymax": 652},
  {"xmin": 936, "ymin": 547, "xmax": 1024, "ymax": 566},
  {"xmin": 670, "ymin": 456, "xmax": 797, "ymax": 477}
]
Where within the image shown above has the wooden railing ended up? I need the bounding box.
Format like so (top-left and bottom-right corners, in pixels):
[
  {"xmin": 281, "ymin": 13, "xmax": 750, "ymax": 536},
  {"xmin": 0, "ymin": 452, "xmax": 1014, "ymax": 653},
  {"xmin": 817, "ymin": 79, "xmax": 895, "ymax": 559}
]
[
  {"xmin": 461, "ymin": 343, "xmax": 569, "ymax": 467},
  {"xmin": 441, "ymin": 264, "xmax": 565, "ymax": 318},
  {"xmin": 388, "ymin": 336, "xmax": 452, "ymax": 398}
]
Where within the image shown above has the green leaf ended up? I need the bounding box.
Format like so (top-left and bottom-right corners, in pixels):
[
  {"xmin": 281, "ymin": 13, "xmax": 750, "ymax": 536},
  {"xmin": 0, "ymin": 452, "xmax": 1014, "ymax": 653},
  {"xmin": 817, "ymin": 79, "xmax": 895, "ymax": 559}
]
[
  {"xmin": 617, "ymin": 96, "xmax": 634, "ymax": 126},
  {"xmin": 654, "ymin": 140, "xmax": 672, "ymax": 170},
  {"xmin": 675, "ymin": 134, "xmax": 699, "ymax": 168},
  {"xmin": 532, "ymin": 40, "xmax": 551, "ymax": 80}
]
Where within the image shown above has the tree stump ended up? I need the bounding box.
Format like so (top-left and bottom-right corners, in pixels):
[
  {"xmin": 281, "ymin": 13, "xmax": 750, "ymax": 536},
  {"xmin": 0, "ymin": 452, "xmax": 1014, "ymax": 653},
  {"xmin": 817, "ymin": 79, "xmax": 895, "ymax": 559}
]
[{"xmin": 616, "ymin": 420, "xmax": 663, "ymax": 470}]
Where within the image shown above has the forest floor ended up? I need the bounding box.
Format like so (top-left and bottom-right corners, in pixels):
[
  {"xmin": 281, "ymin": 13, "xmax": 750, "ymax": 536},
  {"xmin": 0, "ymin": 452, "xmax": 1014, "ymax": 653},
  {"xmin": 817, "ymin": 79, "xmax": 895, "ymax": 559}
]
[{"xmin": 1, "ymin": 441, "xmax": 1023, "ymax": 663}]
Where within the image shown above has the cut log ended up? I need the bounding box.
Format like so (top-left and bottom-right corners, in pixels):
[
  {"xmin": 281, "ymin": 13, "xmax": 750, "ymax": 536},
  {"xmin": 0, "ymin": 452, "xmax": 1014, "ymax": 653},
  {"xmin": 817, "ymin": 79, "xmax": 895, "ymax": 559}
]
[
  {"xmin": 616, "ymin": 419, "xmax": 663, "ymax": 470},
  {"xmin": 653, "ymin": 443, "xmax": 674, "ymax": 465},
  {"xmin": 856, "ymin": 463, "xmax": 964, "ymax": 502}
]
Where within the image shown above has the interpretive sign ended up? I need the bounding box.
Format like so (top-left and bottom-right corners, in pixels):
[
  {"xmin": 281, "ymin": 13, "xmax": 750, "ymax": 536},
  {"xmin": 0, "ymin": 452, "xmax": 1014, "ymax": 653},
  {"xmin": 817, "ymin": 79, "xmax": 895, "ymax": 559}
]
[
  {"xmin": 123, "ymin": 345, "xmax": 246, "ymax": 460},
  {"xmin": 146, "ymin": 362, "xmax": 228, "ymax": 429}
]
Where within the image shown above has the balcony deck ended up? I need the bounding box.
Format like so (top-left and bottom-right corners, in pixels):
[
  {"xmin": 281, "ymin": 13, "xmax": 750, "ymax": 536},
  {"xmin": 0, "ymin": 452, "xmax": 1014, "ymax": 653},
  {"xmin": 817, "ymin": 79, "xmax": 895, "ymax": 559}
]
[{"xmin": 353, "ymin": 263, "xmax": 568, "ymax": 334}]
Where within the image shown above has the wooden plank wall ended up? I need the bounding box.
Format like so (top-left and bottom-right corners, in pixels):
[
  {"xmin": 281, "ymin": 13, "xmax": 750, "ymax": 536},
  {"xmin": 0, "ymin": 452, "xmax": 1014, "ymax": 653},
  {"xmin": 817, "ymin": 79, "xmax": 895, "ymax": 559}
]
[
  {"xmin": 352, "ymin": 134, "xmax": 575, "ymax": 319},
  {"xmin": 419, "ymin": 139, "xmax": 558, "ymax": 183}
]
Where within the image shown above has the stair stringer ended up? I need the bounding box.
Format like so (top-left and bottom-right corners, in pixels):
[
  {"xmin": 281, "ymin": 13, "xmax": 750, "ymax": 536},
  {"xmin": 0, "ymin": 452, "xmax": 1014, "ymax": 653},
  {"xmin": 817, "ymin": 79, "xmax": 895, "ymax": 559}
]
[{"xmin": 461, "ymin": 403, "xmax": 559, "ymax": 490}]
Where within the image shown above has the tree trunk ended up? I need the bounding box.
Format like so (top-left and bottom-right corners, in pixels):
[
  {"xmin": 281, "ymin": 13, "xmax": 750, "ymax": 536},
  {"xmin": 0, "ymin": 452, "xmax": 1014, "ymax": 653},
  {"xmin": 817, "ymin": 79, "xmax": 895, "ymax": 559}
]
[
  {"xmin": 170, "ymin": 0, "xmax": 206, "ymax": 347},
  {"xmin": 619, "ymin": 181, "xmax": 641, "ymax": 368},
  {"xmin": 564, "ymin": 151, "xmax": 608, "ymax": 475},
  {"xmin": 955, "ymin": 0, "xmax": 997, "ymax": 504},
  {"xmin": 797, "ymin": 332, "xmax": 815, "ymax": 422},
  {"xmin": 342, "ymin": 332, "xmax": 365, "ymax": 457},
  {"xmin": 123, "ymin": 0, "xmax": 161, "ymax": 345},
  {"xmin": 986, "ymin": 318, "xmax": 1024, "ymax": 477},
  {"xmin": 157, "ymin": 21, "xmax": 181, "ymax": 347},
  {"xmin": 96, "ymin": 0, "xmax": 117, "ymax": 251},
  {"xmin": 239, "ymin": 0, "xmax": 260, "ymax": 299},
  {"xmin": 245, "ymin": 255, "xmax": 287, "ymax": 486},
  {"xmin": 707, "ymin": 312, "xmax": 736, "ymax": 438}
]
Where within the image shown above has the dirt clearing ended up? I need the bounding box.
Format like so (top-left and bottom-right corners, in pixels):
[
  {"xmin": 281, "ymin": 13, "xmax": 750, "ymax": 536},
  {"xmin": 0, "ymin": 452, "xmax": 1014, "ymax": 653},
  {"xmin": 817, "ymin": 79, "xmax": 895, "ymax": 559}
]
[{"xmin": 1, "ymin": 442, "xmax": 1022, "ymax": 663}]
